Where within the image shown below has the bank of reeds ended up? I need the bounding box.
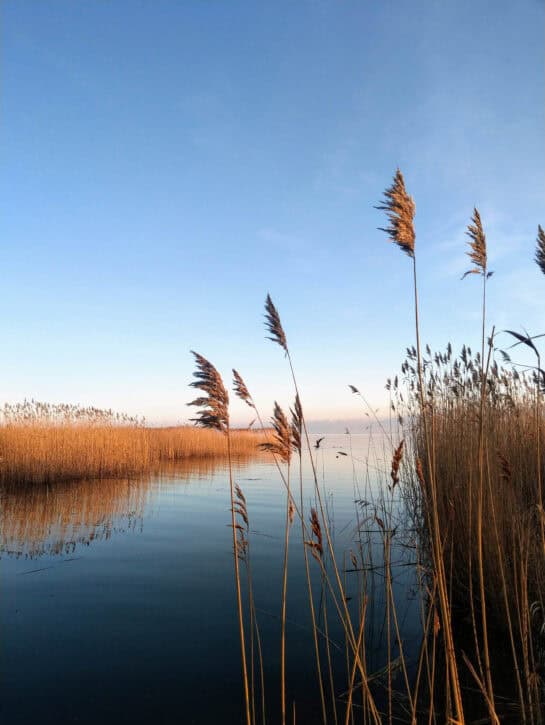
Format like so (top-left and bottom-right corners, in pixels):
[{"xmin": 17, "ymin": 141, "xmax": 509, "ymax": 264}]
[
  {"xmin": 193, "ymin": 171, "xmax": 544, "ymax": 723},
  {"xmin": 0, "ymin": 400, "xmax": 268, "ymax": 485},
  {"xmin": 393, "ymin": 342, "xmax": 545, "ymax": 721}
]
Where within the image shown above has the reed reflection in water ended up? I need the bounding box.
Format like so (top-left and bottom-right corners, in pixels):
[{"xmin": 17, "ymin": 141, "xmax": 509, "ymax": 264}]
[{"xmin": 0, "ymin": 457, "xmax": 253, "ymax": 559}]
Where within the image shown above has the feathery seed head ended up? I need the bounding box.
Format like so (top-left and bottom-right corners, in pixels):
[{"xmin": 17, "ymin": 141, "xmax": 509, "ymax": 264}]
[
  {"xmin": 264, "ymin": 294, "xmax": 288, "ymax": 352},
  {"xmin": 390, "ymin": 439, "xmax": 404, "ymax": 488},
  {"xmin": 350, "ymin": 550, "xmax": 358, "ymax": 569},
  {"xmin": 259, "ymin": 401, "xmax": 292, "ymax": 463},
  {"xmin": 536, "ymin": 225, "xmax": 545, "ymax": 276},
  {"xmin": 187, "ymin": 351, "xmax": 229, "ymax": 434},
  {"xmin": 376, "ymin": 169, "xmax": 416, "ymax": 258},
  {"xmin": 463, "ymin": 208, "xmax": 487, "ymax": 278},
  {"xmin": 234, "ymin": 484, "xmax": 249, "ymax": 560},
  {"xmin": 234, "ymin": 484, "xmax": 249, "ymax": 529},
  {"xmin": 308, "ymin": 508, "xmax": 323, "ymax": 558},
  {"xmin": 232, "ymin": 369, "xmax": 254, "ymax": 408},
  {"xmin": 290, "ymin": 394, "xmax": 303, "ymax": 454}
]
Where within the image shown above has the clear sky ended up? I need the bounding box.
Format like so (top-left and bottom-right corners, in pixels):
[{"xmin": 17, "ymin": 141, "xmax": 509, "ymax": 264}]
[{"xmin": 2, "ymin": 0, "xmax": 543, "ymax": 427}]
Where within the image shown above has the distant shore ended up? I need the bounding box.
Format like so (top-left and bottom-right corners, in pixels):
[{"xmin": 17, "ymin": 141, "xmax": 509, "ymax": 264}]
[{"xmin": 0, "ymin": 421, "xmax": 269, "ymax": 486}]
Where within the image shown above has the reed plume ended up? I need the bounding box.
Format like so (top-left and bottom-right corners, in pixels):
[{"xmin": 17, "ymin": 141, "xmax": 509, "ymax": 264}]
[
  {"xmin": 306, "ymin": 507, "xmax": 324, "ymax": 560},
  {"xmin": 375, "ymin": 168, "xmax": 415, "ymax": 257},
  {"xmin": 234, "ymin": 484, "xmax": 249, "ymax": 538},
  {"xmin": 536, "ymin": 225, "xmax": 545, "ymax": 275},
  {"xmin": 290, "ymin": 394, "xmax": 303, "ymax": 455},
  {"xmin": 188, "ymin": 352, "xmax": 229, "ymax": 433},
  {"xmin": 463, "ymin": 208, "xmax": 488, "ymax": 278},
  {"xmin": 259, "ymin": 402, "xmax": 292, "ymax": 464},
  {"xmin": 233, "ymin": 369, "xmax": 255, "ymax": 408},
  {"xmin": 265, "ymin": 293, "xmax": 288, "ymax": 352},
  {"xmin": 390, "ymin": 439, "xmax": 404, "ymax": 489},
  {"xmin": 378, "ymin": 170, "xmax": 465, "ymax": 723}
]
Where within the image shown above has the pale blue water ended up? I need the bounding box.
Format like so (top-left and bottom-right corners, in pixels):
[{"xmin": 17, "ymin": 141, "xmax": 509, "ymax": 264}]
[{"xmin": 0, "ymin": 435, "xmax": 421, "ymax": 724}]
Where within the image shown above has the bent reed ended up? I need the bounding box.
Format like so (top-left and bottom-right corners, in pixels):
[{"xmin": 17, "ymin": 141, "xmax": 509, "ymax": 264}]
[{"xmin": 0, "ymin": 400, "xmax": 268, "ymax": 485}]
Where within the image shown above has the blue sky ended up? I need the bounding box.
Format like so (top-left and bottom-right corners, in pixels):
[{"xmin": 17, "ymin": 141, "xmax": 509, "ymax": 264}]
[{"xmin": 2, "ymin": 0, "xmax": 543, "ymax": 426}]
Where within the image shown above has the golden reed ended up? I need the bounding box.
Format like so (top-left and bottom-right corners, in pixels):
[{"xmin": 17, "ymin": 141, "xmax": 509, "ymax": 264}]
[{"xmin": 0, "ymin": 409, "xmax": 268, "ymax": 485}]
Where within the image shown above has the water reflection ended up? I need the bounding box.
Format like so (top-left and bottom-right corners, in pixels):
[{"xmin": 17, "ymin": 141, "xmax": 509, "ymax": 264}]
[
  {"xmin": 0, "ymin": 437, "xmax": 423, "ymax": 724},
  {"xmin": 0, "ymin": 457, "xmax": 248, "ymax": 558}
]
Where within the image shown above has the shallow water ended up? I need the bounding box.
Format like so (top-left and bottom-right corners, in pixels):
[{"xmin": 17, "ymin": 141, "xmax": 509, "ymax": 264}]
[{"xmin": 0, "ymin": 434, "xmax": 421, "ymax": 724}]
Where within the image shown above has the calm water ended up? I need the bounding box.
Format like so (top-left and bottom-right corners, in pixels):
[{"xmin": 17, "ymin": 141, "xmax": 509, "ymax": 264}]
[{"xmin": 1, "ymin": 435, "xmax": 421, "ymax": 724}]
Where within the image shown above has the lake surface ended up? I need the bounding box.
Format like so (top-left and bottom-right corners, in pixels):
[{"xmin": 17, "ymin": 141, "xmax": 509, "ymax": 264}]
[{"xmin": 1, "ymin": 434, "xmax": 422, "ymax": 724}]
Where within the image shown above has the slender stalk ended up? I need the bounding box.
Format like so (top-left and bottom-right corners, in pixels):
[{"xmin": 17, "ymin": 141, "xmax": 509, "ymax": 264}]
[
  {"xmin": 263, "ymin": 296, "xmax": 376, "ymax": 713},
  {"xmin": 322, "ymin": 575, "xmax": 338, "ymax": 725},
  {"xmin": 343, "ymin": 597, "xmax": 367, "ymax": 725},
  {"xmin": 298, "ymin": 450, "xmax": 328, "ymax": 724},
  {"xmin": 476, "ymin": 327, "xmax": 496, "ymax": 718},
  {"xmin": 379, "ymin": 516, "xmax": 392, "ymax": 725},
  {"xmin": 286, "ymin": 352, "xmax": 381, "ymax": 723},
  {"xmin": 280, "ymin": 462, "xmax": 291, "ymax": 725},
  {"xmin": 485, "ymin": 448, "xmax": 527, "ymax": 723},
  {"xmin": 536, "ymin": 351, "xmax": 544, "ymax": 556},
  {"xmin": 248, "ymin": 572, "xmax": 266, "ymax": 725},
  {"xmin": 412, "ymin": 255, "xmax": 465, "ymax": 722},
  {"xmin": 227, "ymin": 429, "xmax": 252, "ymax": 725}
]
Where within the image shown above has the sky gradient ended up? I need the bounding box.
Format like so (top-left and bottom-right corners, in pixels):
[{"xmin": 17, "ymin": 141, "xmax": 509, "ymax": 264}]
[{"xmin": 2, "ymin": 0, "xmax": 544, "ymax": 426}]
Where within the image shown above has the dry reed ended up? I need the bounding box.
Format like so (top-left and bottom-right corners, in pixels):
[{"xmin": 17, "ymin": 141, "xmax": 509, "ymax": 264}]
[
  {"xmin": 536, "ymin": 225, "xmax": 545, "ymax": 276},
  {"xmin": 395, "ymin": 342, "xmax": 545, "ymax": 721},
  {"xmin": 0, "ymin": 401, "xmax": 269, "ymax": 486},
  {"xmin": 188, "ymin": 351, "xmax": 252, "ymax": 725}
]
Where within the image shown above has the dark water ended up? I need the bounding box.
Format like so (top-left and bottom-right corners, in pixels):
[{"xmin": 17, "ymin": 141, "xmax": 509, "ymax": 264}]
[{"xmin": 0, "ymin": 435, "xmax": 421, "ymax": 724}]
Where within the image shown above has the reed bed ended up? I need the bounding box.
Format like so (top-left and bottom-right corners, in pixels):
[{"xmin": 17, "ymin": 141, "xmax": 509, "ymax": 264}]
[
  {"xmin": 0, "ymin": 401, "xmax": 268, "ymax": 485},
  {"xmin": 394, "ymin": 343, "xmax": 545, "ymax": 721},
  {"xmin": 187, "ymin": 171, "xmax": 545, "ymax": 723}
]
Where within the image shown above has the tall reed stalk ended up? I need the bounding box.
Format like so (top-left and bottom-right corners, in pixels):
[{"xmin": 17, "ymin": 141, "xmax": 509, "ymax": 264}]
[
  {"xmin": 535, "ymin": 225, "xmax": 545, "ymax": 557},
  {"xmin": 291, "ymin": 395, "xmax": 328, "ymax": 724},
  {"xmin": 260, "ymin": 402, "xmax": 293, "ymax": 725},
  {"xmin": 377, "ymin": 169, "xmax": 465, "ymax": 722},
  {"xmin": 264, "ymin": 294, "xmax": 381, "ymax": 723},
  {"xmin": 462, "ymin": 210, "xmax": 497, "ymax": 718},
  {"xmin": 188, "ymin": 352, "xmax": 251, "ymax": 725}
]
